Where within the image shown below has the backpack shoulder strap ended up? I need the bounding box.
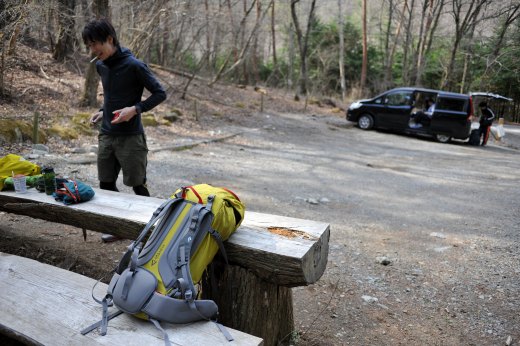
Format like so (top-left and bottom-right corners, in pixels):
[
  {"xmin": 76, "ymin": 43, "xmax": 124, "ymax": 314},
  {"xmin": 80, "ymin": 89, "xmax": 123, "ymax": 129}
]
[{"xmin": 114, "ymin": 198, "xmax": 181, "ymax": 275}]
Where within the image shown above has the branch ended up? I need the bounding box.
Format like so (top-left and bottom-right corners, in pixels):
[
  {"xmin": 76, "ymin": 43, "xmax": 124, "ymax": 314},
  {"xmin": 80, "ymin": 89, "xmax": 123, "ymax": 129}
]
[{"xmin": 209, "ymin": 0, "xmax": 274, "ymax": 85}]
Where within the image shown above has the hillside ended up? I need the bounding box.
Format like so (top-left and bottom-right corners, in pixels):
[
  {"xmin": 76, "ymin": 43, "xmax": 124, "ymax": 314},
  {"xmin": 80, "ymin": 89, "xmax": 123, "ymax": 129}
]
[{"xmin": 0, "ymin": 43, "xmax": 345, "ymax": 156}]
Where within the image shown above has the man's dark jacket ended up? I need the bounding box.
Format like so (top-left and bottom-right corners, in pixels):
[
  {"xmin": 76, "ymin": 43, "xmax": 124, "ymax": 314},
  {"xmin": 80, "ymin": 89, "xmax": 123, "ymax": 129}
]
[
  {"xmin": 96, "ymin": 47, "xmax": 166, "ymax": 135},
  {"xmin": 479, "ymin": 107, "xmax": 495, "ymax": 127}
]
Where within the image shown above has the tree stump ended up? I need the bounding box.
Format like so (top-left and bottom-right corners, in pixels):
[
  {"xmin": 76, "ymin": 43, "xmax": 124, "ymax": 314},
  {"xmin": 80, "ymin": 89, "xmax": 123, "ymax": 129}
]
[{"xmin": 206, "ymin": 264, "xmax": 294, "ymax": 346}]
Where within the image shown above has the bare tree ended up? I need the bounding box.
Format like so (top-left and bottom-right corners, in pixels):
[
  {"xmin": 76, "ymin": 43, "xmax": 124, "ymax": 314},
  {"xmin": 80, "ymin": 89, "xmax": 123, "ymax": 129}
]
[
  {"xmin": 270, "ymin": 1, "xmax": 277, "ymax": 67},
  {"xmin": 209, "ymin": 0, "xmax": 272, "ymax": 86},
  {"xmin": 241, "ymin": 0, "xmax": 250, "ymax": 83},
  {"xmin": 338, "ymin": 0, "xmax": 346, "ymax": 100},
  {"xmin": 489, "ymin": 2, "xmax": 520, "ymax": 62},
  {"xmin": 204, "ymin": 0, "xmax": 212, "ymax": 68},
  {"xmin": 287, "ymin": 20, "xmax": 295, "ymax": 89},
  {"xmin": 441, "ymin": 0, "xmax": 491, "ymax": 90},
  {"xmin": 80, "ymin": 0, "xmax": 109, "ymax": 108},
  {"xmin": 251, "ymin": 0, "xmax": 262, "ymax": 84},
  {"xmin": 53, "ymin": 0, "xmax": 76, "ymax": 62},
  {"xmin": 401, "ymin": 0, "xmax": 415, "ymax": 85},
  {"xmin": 6, "ymin": 0, "xmax": 28, "ymax": 57},
  {"xmin": 414, "ymin": 0, "xmax": 444, "ymax": 86},
  {"xmin": 1, "ymin": 1, "xmax": 11, "ymax": 95},
  {"xmin": 360, "ymin": 0, "xmax": 368, "ymax": 91},
  {"xmin": 380, "ymin": 0, "xmax": 394, "ymax": 90},
  {"xmin": 211, "ymin": 1, "xmax": 226, "ymax": 73},
  {"xmin": 480, "ymin": 1, "xmax": 520, "ymax": 89},
  {"xmin": 171, "ymin": 1, "xmax": 191, "ymax": 64},
  {"xmin": 290, "ymin": 0, "xmax": 317, "ymax": 100},
  {"xmin": 384, "ymin": 0, "xmax": 408, "ymax": 87},
  {"xmin": 156, "ymin": 8, "xmax": 170, "ymax": 66}
]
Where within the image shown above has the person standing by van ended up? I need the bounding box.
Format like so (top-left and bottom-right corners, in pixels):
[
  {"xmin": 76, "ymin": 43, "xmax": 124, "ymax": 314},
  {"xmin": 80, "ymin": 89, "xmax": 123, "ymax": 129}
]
[{"xmin": 478, "ymin": 102, "xmax": 495, "ymax": 146}]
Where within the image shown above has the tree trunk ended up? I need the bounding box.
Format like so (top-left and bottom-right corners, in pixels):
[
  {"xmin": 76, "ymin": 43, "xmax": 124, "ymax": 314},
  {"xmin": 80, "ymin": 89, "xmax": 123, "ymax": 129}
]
[
  {"xmin": 204, "ymin": 0, "xmax": 212, "ymax": 69},
  {"xmin": 53, "ymin": 0, "xmax": 76, "ymax": 62},
  {"xmin": 241, "ymin": 0, "xmax": 249, "ymax": 84},
  {"xmin": 252, "ymin": 0, "xmax": 261, "ymax": 84},
  {"xmin": 419, "ymin": 0, "xmax": 444, "ymax": 86},
  {"xmin": 270, "ymin": 1, "xmax": 277, "ymax": 67},
  {"xmin": 442, "ymin": 34, "xmax": 462, "ymax": 90},
  {"xmin": 442, "ymin": 0, "xmax": 488, "ymax": 91},
  {"xmin": 209, "ymin": 0, "xmax": 270, "ymax": 86},
  {"xmin": 382, "ymin": 0, "xmax": 394, "ymax": 89},
  {"xmin": 338, "ymin": 0, "xmax": 346, "ymax": 100},
  {"xmin": 211, "ymin": 1, "xmax": 225, "ymax": 74},
  {"xmin": 460, "ymin": 52, "xmax": 469, "ymax": 93},
  {"xmin": 385, "ymin": 0, "xmax": 407, "ymax": 87},
  {"xmin": 80, "ymin": 0, "xmax": 109, "ymax": 108},
  {"xmin": 480, "ymin": 3, "xmax": 520, "ymax": 88},
  {"xmin": 7, "ymin": 2, "xmax": 27, "ymax": 56},
  {"xmin": 93, "ymin": 0, "xmax": 109, "ymax": 19},
  {"xmin": 360, "ymin": 0, "xmax": 368, "ymax": 91},
  {"xmin": 171, "ymin": 1, "xmax": 189, "ymax": 63},
  {"xmin": 401, "ymin": 0, "xmax": 415, "ymax": 85},
  {"xmin": 414, "ymin": 0, "xmax": 435, "ymax": 86},
  {"xmin": 204, "ymin": 263, "xmax": 294, "ymax": 346},
  {"xmin": 0, "ymin": 36, "xmax": 5, "ymax": 96},
  {"xmin": 288, "ymin": 22, "xmax": 295, "ymax": 89},
  {"xmin": 158, "ymin": 10, "xmax": 169, "ymax": 66},
  {"xmin": 290, "ymin": 0, "xmax": 317, "ymax": 100}
]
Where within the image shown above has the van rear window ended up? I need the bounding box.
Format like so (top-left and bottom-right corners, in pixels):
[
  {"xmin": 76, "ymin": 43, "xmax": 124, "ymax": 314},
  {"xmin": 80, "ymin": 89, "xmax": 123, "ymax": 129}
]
[{"xmin": 436, "ymin": 98, "xmax": 467, "ymax": 112}]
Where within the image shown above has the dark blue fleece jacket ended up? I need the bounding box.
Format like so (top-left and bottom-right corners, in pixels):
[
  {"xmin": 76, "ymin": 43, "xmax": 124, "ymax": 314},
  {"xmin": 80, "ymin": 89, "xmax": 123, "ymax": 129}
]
[{"xmin": 96, "ymin": 47, "xmax": 166, "ymax": 135}]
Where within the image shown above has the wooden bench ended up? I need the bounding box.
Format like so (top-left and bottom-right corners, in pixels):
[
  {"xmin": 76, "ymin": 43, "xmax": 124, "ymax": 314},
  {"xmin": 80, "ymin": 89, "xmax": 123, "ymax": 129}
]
[
  {"xmin": 0, "ymin": 188, "xmax": 330, "ymax": 346},
  {"xmin": 0, "ymin": 252, "xmax": 263, "ymax": 346}
]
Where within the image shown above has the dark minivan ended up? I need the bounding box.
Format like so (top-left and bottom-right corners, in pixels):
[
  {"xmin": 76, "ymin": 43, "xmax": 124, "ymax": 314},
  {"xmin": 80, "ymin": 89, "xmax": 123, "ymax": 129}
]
[{"xmin": 346, "ymin": 87, "xmax": 473, "ymax": 143}]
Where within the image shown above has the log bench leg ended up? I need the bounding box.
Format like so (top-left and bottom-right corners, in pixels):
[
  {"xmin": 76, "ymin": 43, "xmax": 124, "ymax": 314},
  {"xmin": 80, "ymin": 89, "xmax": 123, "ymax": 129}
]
[{"xmin": 206, "ymin": 265, "xmax": 294, "ymax": 346}]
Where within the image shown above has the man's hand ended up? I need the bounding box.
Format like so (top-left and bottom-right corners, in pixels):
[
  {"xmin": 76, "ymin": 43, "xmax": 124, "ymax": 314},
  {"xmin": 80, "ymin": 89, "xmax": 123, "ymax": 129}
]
[
  {"xmin": 90, "ymin": 111, "xmax": 103, "ymax": 127},
  {"xmin": 111, "ymin": 106, "xmax": 137, "ymax": 124}
]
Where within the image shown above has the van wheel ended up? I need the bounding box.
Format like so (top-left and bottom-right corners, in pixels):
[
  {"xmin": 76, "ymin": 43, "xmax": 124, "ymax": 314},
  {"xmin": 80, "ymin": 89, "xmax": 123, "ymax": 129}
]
[
  {"xmin": 358, "ymin": 114, "xmax": 374, "ymax": 130},
  {"xmin": 435, "ymin": 134, "xmax": 451, "ymax": 143}
]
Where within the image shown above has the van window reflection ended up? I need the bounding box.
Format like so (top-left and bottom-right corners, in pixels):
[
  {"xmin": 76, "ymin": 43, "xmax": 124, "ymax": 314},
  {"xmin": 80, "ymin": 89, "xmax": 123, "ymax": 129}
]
[
  {"xmin": 436, "ymin": 98, "xmax": 467, "ymax": 112},
  {"xmin": 385, "ymin": 92, "xmax": 413, "ymax": 106}
]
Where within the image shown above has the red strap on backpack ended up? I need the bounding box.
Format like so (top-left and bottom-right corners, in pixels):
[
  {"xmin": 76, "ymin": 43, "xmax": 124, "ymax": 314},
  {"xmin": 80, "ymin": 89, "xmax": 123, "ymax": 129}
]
[
  {"xmin": 180, "ymin": 185, "xmax": 240, "ymax": 203},
  {"xmin": 62, "ymin": 180, "xmax": 81, "ymax": 203},
  {"xmin": 182, "ymin": 186, "xmax": 203, "ymax": 204},
  {"xmin": 221, "ymin": 187, "xmax": 241, "ymax": 202}
]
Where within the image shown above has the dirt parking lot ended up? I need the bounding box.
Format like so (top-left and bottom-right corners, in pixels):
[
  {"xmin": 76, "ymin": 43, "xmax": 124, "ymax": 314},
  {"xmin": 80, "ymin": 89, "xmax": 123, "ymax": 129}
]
[{"xmin": 1, "ymin": 111, "xmax": 519, "ymax": 345}]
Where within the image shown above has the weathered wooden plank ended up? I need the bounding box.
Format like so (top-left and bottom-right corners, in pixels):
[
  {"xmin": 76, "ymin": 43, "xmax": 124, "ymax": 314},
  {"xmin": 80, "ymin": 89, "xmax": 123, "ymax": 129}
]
[
  {"xmin": 0, "ymin": 252, "xmax": 263, "ymax": 346},
  {"xmin": 0, "ymin": 189, "xmax": 329, "ymax": 286}
]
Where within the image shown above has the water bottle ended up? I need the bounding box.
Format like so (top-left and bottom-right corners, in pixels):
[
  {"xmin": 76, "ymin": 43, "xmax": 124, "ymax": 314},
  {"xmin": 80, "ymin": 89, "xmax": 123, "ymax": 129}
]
[{"xmin": 42, "ymin": 166, "xmax": 56, "ymax": 195}]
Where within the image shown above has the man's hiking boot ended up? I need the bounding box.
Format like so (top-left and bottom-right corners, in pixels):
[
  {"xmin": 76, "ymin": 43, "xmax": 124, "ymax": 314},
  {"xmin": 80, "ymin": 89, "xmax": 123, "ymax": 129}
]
[{"xmin": 101, "ymin": 233, "xmax": 120, "ymax": 243}]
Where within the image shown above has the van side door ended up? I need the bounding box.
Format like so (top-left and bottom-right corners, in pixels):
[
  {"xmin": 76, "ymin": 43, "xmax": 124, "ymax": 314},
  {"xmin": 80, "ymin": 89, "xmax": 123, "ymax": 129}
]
[
  {"xmin": 380, "ymin": 91, "xmax": 414, "ymax": 129},
  {"xmin": 430, "ymin": 96, "xmax": 471, "ymax": 139}
]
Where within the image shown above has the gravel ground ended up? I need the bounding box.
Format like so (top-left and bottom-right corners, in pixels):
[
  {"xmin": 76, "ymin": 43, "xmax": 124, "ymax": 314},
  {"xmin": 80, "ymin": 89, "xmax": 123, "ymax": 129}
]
[{"xmin": 2, "ymin": 111, "xmax": 519, "ymax": 345}]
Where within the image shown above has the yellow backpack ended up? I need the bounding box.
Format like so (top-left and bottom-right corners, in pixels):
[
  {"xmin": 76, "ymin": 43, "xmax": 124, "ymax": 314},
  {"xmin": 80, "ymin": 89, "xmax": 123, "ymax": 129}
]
[{"xmin": 83, "ymin": 184, "xmax": 245, "ymax": 343}]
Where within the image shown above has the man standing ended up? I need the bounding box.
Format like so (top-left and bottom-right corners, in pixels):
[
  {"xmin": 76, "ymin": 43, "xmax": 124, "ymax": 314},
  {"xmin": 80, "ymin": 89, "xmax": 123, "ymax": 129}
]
[
  {"xmin": 82, "ymin": 18, "xmax": 166, "ymax": 241},
  {"xmin": 478, "ymin": 102, "xmax": 495, "ymax": 146}
]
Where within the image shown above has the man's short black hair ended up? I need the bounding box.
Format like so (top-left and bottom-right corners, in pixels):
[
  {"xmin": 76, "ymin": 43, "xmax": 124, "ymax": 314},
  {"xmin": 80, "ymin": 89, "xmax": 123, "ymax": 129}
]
[
  {"xmin": 478, "ymin": 101, "xmax": 488, "ymax": 108},
  {"xmin": 82, "ymin": 18, "xmax": 119, "ymax": 47}
]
